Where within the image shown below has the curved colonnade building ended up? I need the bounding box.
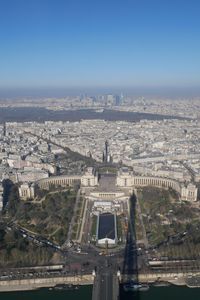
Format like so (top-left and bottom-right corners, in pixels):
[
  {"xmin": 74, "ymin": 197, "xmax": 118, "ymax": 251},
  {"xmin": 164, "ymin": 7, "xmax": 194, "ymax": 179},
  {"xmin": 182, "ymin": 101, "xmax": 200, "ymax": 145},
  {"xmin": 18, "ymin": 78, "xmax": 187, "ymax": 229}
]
[{"xmin": 19, "ymin": 167, "xmax": 198, "ymax": 202}]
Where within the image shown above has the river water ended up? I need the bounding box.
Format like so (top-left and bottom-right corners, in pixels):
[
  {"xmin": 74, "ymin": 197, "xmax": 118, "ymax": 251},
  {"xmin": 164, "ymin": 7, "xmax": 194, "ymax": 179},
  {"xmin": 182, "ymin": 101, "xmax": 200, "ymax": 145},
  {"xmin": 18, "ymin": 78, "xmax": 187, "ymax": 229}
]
[{"xmin": 1, "ymin": 285, "xmax": 200, "ymax": 300}]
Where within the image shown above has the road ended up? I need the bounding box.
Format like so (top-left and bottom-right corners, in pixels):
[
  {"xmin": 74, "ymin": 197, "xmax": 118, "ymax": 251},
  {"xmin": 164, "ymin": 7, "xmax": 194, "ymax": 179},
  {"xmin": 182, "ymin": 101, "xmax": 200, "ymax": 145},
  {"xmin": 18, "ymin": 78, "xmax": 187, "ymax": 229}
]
[
  {"xmin": 62, "ymin": 188, "xmax": 81, "ymax": 248},
  {"xmin": 77, "ymin": 198, "xmax": 88, "ymax": 243},
  {"xmin": 135, "ymin": 189, "xmax": 149, "ymax": 248}
]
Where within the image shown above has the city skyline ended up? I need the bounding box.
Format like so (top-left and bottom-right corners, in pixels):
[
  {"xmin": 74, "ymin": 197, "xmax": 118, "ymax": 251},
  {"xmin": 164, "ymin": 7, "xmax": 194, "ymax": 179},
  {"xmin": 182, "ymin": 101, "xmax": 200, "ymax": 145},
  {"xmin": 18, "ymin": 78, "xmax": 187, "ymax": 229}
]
[{"xmin": 0, "ymin": 0, "xmax": 200, "ymax": 95}]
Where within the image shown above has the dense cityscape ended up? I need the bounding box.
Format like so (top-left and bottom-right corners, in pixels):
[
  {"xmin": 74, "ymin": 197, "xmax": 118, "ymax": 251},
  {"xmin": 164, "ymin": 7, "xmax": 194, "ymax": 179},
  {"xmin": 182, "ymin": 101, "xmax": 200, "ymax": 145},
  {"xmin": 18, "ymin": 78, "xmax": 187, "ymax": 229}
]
[{"xmin": 0, "ymin": 97, "xmax": 200, "ymax": 299}]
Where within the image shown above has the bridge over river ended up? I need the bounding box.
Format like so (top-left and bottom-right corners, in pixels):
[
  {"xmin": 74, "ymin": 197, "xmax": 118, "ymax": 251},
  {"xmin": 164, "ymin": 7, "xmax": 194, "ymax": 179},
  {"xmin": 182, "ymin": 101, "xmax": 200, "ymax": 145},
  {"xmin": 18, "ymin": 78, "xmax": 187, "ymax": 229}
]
[{"xmin": 92, "ymin": 271, "xmax": 119, "ymax": 300}]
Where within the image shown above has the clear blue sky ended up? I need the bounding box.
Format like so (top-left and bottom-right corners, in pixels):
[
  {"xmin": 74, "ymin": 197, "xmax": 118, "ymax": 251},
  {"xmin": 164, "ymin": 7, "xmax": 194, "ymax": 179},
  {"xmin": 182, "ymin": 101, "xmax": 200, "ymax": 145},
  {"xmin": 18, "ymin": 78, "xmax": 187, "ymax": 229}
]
[{"xmin": 0, "ymin": 0, "xmax": 200, "ymax": 93}]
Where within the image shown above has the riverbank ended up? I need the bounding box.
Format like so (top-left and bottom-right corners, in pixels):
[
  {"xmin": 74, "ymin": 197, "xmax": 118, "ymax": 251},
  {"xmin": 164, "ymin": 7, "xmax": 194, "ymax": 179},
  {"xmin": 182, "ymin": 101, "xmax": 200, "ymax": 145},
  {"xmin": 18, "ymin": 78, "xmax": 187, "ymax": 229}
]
[
  {"xmin": 124, "ymin": 271, "xmax": 200, "ymax": 287},
  {"xmin": 0, "ymin": 275, "xmax": 94, "ymax": 292},
  {"xmin": 1, "ymin": 271, "xmax": 200, "ymax": 292}
]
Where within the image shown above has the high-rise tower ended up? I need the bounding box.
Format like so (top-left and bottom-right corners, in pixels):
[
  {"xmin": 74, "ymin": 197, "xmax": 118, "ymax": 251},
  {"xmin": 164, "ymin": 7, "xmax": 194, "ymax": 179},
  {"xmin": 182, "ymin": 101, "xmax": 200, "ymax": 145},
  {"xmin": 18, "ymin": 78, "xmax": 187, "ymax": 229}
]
[{"xmin": 102, "ymin": 140, "xmax": 112, "ymax": 163}]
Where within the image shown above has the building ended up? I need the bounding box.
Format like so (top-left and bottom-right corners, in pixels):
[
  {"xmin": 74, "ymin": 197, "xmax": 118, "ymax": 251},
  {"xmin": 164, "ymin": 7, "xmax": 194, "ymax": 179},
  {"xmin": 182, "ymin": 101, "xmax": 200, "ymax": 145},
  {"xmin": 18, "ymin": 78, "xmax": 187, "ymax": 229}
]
[
  {"xmin": 116, "ymin": 167, "xmax": 198, "ymax": 202},
  {"xmin": 116, "ymin": 167, "xmax": 134, "ymax": 187},
  {"xmin": 0, "ymin": 183, "xmax": 3, "ymax": 211},
  {"xmin": 38, "ymin": 175, "xmax": 81, "ymax": 190},
  {"xmin": 181, "ymin": 183, "xmax": 198, "ymax": 202},
  {"xmin": 18, "ymin": 183, "xmax": 35, "ymax": 200},
  {"xmin": 16, "ymin": 168, "xmax": 49, "ymax": 183},
  {"xmin": 106, "ymin": 94, "xmax": 116, "ymax": 106},
  {"xmin": 81, "ymin": 167, "xmax": 98, "ymax": 187}
]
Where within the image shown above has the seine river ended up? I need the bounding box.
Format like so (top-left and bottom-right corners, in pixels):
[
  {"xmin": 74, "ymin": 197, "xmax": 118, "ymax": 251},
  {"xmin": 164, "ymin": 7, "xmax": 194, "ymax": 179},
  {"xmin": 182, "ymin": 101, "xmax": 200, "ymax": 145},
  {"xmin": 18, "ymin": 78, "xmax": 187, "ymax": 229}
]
[{"xmin": 1, "ymin": 285, "xmax": 200, "ymax": 300}]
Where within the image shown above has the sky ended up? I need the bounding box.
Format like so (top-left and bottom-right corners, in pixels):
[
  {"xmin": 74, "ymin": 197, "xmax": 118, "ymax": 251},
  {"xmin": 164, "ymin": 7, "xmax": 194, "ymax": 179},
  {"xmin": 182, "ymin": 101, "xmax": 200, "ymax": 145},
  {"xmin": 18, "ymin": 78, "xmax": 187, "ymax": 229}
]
[{"xmin": 0, "ymin": 0, "xmax": 200, "ymax": 96}]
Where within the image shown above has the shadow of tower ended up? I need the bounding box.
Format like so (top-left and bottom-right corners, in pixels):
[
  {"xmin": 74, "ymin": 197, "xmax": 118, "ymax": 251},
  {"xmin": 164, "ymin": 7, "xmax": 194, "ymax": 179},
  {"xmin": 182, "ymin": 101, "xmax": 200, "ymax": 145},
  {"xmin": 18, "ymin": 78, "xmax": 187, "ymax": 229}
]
[{"xmin": 120, "ymin": 193, "xmax": 141, "ymax": 299}]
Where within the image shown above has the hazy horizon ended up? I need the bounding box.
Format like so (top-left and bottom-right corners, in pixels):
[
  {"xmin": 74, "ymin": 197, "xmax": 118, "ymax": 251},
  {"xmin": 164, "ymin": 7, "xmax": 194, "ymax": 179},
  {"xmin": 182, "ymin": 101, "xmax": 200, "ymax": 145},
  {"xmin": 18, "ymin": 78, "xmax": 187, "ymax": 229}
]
[{"xmin": 0, "ymin": 86, "xmax": 200, "ymax": 99}]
